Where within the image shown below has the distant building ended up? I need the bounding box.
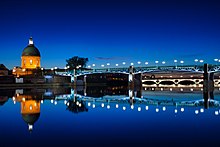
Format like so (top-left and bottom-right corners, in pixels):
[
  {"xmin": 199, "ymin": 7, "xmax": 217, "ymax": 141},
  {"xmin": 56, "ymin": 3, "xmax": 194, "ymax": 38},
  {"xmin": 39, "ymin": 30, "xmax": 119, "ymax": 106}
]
[
  {"xmin": 0, "ymin": 64, "xmax": 9, "ymax": 76},
  {"xmin": 13, "ymin": 37, "xmax": 41, "ymax": 76}
]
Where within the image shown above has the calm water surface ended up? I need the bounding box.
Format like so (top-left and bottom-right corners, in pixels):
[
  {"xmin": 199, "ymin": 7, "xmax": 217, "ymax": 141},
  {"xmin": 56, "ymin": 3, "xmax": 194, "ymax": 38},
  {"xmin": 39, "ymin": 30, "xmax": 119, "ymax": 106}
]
[{"xmin": 0, "ymin": 86, "xmax": 220, "ymax": 147}]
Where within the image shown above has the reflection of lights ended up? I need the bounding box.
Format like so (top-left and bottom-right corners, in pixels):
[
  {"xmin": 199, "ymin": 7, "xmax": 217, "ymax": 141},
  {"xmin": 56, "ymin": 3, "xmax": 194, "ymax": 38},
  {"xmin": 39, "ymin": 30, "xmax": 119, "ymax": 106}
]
[
  {"xmin": 123, "ymin": 106, "xmax": 126, "ymax": 110},
  {"xmin": 174, "ymin": 109, "xmax": 178, "ymax": 113},
  {"xmin": 156, "ymin": 108, "xmax": 159, "ymax": 112},
  {"xmin": 170, "ymin": 88, "xmax": 173, "ymax": 91},
  {"xmin": 116, "ymin": 104, "xmax": 119, "ymax": 108},
  {"xmin": 12, "ymin": 96, "xmax": 15, "ymax": 101},
  {"xmin": 190, "ymin": 88, "xmax": 193, "ymax": 91},
  {"xmin": 76, "ymin": 101, "xmax": 79, "ymax": 105},
  {"xmin": 181, "ymin": 108, "xmax": 184, "ymax": 112},
  {"xmin": 162, "ymin": 107, "xmax": 166, "ymax": 111},
  {"xmin": 107, "ymin": 105, "xmax": 110, "ymax": 109},
  {"xmin": 41, "ymin": 100, "xmax": 44, "ymax": 104},
  {"xmin": 51, "ymin": 100, "xmax": 54, "ymax": 103},
  {"xmin": 215, "ymin": 111, "xmax": 219, "ymax": 115},
  {"xmin": 13, "ymin": 101, "xmax": 16, "ymax": 104},
  {"xmin": 145, "ymin": 106, "xmax": 149, "ymax": 110},
  {"xmin": 201, "ymin": 88, "xmax": 203, "ymax": 91},
  {"xmin": 138, "ymin": 107, "xmax": 141, "ymax": 111},
  {"xmin": 67, "ymin": 102, "xmax": 69, "ymax": 106},
  {"xmin": 79, "ymin": 103, "xmax": 82, "ymax": 107},
  {"xmin": 54, "ymin": 101, "xmax": 57, "ymax": 105},
  {"xmin": 200, "ymin": 108, "xmax": 204, "ymax": 113},
  {"xmin": 92, "ymin": 104, "xmax": 95, "ymax": 108},
  {"xmin": 88, "ymin": 102, "xmax": 91, "ymax": 106},
  {"xmin": 152, "ymin": 88, "xmax": 154, "ymax": 91},
  {"xmin": 180, "ymin": 88, "xmax": 183, "ymax": 91},
  {"xmin": 161, "ymin": 88, "xmax": 163, "ymax": 91},
  {"xmin": 64, "ymin": 100, "xmax": 67, "ymax": 105},
  {"xmin": 101, "ymin": 103, "xmax": 104, "ymax": 107},
  {"xmin": 195, "ymin": 110, "xmax": 199, "ymax": 114},
  {"xmin": 131, "ymin": 105, "xmax": 134, "ymax": 109}
]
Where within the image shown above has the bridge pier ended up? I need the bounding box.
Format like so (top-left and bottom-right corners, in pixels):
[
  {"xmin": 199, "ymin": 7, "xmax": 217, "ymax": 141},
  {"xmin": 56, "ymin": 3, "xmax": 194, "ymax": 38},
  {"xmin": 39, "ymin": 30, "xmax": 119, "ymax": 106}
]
[{"xmin": 203, "ymin": 63, "xmax": 214, "ymax": 109}]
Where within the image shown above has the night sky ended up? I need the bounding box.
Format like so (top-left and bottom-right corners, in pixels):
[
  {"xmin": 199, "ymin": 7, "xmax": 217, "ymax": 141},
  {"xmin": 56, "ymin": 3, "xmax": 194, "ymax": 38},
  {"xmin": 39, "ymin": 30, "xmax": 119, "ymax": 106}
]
[{"xmin": 0, "ymin": 0, "xmax": 220, "ymax": 69}]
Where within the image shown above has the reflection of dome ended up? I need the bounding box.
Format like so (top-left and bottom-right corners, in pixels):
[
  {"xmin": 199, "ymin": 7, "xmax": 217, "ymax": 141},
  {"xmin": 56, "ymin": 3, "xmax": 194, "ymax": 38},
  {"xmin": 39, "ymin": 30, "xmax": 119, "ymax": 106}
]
[
  {"xmin": 22, "ymin": 113, "xmax": 40, "ymax": 125},
  {"xmin": 22, "ymin": 44, "xmax": 41, "ymax": 56}
]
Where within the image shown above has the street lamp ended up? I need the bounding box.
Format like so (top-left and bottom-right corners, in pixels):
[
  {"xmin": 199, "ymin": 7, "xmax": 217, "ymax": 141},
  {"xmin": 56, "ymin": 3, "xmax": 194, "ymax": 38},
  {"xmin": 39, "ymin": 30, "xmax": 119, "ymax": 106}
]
[
  {"xmin": 130, "ymin": 62, "xmax": 134, "ymax": 66},
  {"xmin": 199, "ymin": 60, "xmax": 204, "ymax": 64},
  {"xmin": 101, "ymin": 64, "xmax": 104, "ymax": 67},
  {"xmin": 145, "ymin": 62, "xmax": 148, "ymax": 65},
  {"xmin": 122, "ymin": 62, "xmax": 126, "ymax": 65},
  {"xmin": 162, "ymin": 61, "xmax": 166, "ymax": 65},
  {"xmin": 155, "ymin": 61, "xmax": 159, "ymax": 68},
  {"xmin": 115, "ymin": 64, "xmax": 119, "ymax": 67},
  {"xmin": 174, "ymin": 60, "xmax": 177, "ymax": 68},
  {"xmin": 180, "ymin": 60, "xmax": 184, "ymax": 67},
  {"xmin": 137, "ymin": 61, "xmax": 141, "ymax": 65}
]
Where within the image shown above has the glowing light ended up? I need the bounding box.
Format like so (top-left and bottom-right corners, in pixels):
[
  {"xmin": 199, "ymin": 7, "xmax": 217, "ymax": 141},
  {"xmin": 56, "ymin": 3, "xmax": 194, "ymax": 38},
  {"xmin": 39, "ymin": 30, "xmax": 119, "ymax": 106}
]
[
  {"xmin": 174, "ymin": 60, "xmax": 177, "ymax": 63},
  {"xmin": 54, "ymin": 101, "xmax": 57, "ymax": 105},
  {"xmin": 13, "ymin": 101, "xmax": 16, "ymax": 104},
  {"xmin": 194, "ymin": 59, "xmax": 198, "ymax": 62},
  {"xmin": 181, "ymin": 108, "xmax": 184, "ymax": 112},
  {"xmin": 170, "ymin": 88, "xmax": 173, "ymax": 91},
  {"xmin": 92, "ymin": 104, "xmax": 95, "ymax": 108},
  {"xmin": 162, "ymin": 107, "xmax": 166, "ymax": 111},
  {"xmin": 156, "ymin": 108, "xmax": 159, "ymax": 112},
  {"xmin": 107, "ymin": 105, "xmax": 110, "ymax": 109},
  {"xmin": 28, "ymin": 124, "xmax": 33, "ymax": 131},
  {"xmin": 107, "ymin": 63, "xmax": 110, "ymax": 66},
  {"xmin": 200, "ymin": 108, "xmax": 204, "ymax": 113},
  {"xmin": 201, "ymin": 88, "xmax": 203, "ymax": 91},
  {"xmin": 41, "ymin": 100, "xmax": 44, "ymax": 104},
  {"xmin": 180, "ymin": 60, "xmax": 184, "ymax": 64},
  {"xmin": 30, "ymin": 105, "xmax": 33, "ymax": 110},
  {"xmin": 145, "ymin": 106, "xmax": 149, "ymax": 110},
  {"xmin": 138, "ymin": 107, "xmax": 141, "ymax": 111},
  {"xmin": 122, "ymin": 62, "xmax": 126, "ymax": 65},
  {"xmin": 169, "ymin": 76, "xmax": 172, "ymax": 78},
  {"xmin": 155, "ymin": 61, "xmax": 159, "ymax": 64},
  {"xmin": 162, "ymin": 61, "xmax": 166, "ymax": 64},
  {"xmin": 67, "ymin": 102, "xmax": 69, "ymax": 106},
  {"xmin": 51, "ymin": 68, "xmax": 54, "ymax": 71},
  {"xmin": 130, "ymin": 63, "xmax": 134, "ymax": 66},
  {"xmin": 79, "ymin": 103, "xmax": 82, "ymax": 107},
  {"xmin": 92, "ymin": 64, "xmax": 95, "ymax": 67},
  {"xmin": 131, "ymin": 105, "xmax": 134, "ymax": 109},
  {"xmin": 51, "ymin": 99, "xmax": 54, "ymax": 103},
  {"xmin": 115, "ymin": 64, "xmax": 119, "ymax": 66},
  {"xmin": 180, "ymin": 75, "xmax": 183, "ymax": 78},
  {"xmin": 195, "ymin": 110, "xmax": 199, "ymax": 114},
  {"xmin": 145, "ymin": 62, "xmax": 148, "ymax": 65},
  {"xmin": 12, "ymin": 97, "xmax": 15, "ymax": 101},
  {"xmin": 174, "ymin": 109, "xmax": 178, "ymax": 113},
  {"xmin": 64, "ymin": 100, "xmax": 67, "ymax": 104},
  {"xmin": 76, "ymin": 101, "xmax": 79, "ymax": 105},
  {"xmin": 88, "ymin": 65, "xmax": 91, "ymax": 68},
  {"xmin": 199, "ymin": 60, "xmax": 204, "ymax": 63},
  {"xmin": 190, "ymin": 88, "xmax": 194, "ymax": 91},
  {"xmin": 123, "ymin": 106, "xmax": 126, "ymax": 110},
  {"xmin": 54, "ymin": 67, "xmax": 58, "ymax": 70},
  {"xmin": 215, "ymin": 111, "xmax": 219, "ymax": 115},
  {"xmin": 101, "ymin": 64, "xmax": 104, "ymax": 67},
  {"xmin": 88, "ymin": 102, "xmax": 91, "ymax": 106},
  {"xmin": 101, "ymin": 103, "xmax": 104, "ymax": 107},
  {"xmin": 161, "ymin": 88, "xmax": 163, "ymax": 91},
  {"xmin": 116, "ymin": 104, "xmax": 119, "ymax": 108},
  {"xmin": 214, "ymin": 59, "xmax": 218, "ymax": 62},
  {"xmin": 137, "ymin": 61, "xmax": 141, "ymax": 64},
  {"xmin": 22, "ymin": 97, "xmax": 25, "ymax": 102},
  {"xmin": 180, "ymin": 88, "xmax": 183, "ymax": 91}
]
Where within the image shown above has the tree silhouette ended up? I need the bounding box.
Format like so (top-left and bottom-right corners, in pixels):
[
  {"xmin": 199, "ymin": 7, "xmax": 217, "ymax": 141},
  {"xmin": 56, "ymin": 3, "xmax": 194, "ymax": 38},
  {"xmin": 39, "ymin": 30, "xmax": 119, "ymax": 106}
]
[{"xmin": 66, "ymin": 56, "xmax": 88, "ymax": 69}]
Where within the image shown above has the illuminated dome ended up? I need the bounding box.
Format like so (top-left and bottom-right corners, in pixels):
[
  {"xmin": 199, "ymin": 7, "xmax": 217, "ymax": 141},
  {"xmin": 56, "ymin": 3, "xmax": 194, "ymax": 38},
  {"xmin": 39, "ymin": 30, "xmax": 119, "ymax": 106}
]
[{"xmin": 22, "ymin": 37, "xmax": 41, "ymax": 57}]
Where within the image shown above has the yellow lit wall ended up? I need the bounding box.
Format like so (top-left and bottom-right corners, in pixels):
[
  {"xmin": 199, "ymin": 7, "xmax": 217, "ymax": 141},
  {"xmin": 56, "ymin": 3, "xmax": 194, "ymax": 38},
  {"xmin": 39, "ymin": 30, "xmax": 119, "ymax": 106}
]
[
  {"xmin": 21, "ymin": 100, "xmax": 40, "ymax": 114},
  {"xmin": 21, "ymin": 56, "xmax": 41, "ymax": 69}
]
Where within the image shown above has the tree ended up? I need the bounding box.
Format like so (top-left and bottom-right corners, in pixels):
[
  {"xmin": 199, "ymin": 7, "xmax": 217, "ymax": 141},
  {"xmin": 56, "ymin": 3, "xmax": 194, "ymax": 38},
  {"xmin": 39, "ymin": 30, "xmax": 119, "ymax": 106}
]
[{"xmin": 66, "ymin": 56, "xmax": 88, "ymax": 69}]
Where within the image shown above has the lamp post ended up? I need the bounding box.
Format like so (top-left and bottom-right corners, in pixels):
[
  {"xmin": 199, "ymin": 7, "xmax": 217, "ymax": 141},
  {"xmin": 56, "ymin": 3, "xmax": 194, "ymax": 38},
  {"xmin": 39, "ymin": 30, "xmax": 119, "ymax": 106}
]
[
  {"xmin": 174, "ymin": 60, "xmax": 177, "ymax": 69},
  {"xmin": 180, "ymin": 60, "xmax": 184, "ymax": 67},
  {"xmin": 155, "ymin": 61, "xmax": 159, "ymax": 69}
]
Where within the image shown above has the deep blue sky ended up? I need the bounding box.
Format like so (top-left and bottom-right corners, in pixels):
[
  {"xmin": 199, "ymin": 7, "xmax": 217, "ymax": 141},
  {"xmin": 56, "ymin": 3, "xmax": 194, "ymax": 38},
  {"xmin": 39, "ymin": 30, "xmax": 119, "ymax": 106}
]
[{"xmin": 0, "ymin": 0, "xmax": 220, "ymax": 69}]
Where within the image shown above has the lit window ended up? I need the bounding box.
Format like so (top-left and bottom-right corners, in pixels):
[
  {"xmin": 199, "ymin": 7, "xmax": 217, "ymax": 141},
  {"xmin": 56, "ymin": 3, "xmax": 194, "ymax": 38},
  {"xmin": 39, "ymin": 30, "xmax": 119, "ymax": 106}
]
[{"xmin": 30, "ymin": 59, "xmax": 33, "ymax": 65}]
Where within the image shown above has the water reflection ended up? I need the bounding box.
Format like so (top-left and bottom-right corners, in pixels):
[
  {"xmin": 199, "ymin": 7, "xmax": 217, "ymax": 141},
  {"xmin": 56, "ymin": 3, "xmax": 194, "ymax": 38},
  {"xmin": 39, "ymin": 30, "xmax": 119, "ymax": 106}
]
[{"xmin": 0, "ymin": 85, "xmax": 220, "ymax": 133}]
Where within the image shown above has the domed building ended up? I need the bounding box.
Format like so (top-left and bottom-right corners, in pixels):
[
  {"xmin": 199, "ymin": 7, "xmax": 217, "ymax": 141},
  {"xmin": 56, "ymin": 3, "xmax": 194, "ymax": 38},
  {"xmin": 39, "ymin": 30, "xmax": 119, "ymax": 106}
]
[
  {"xmin": 21, "ymin": 99, "xmax": 41, "ymax": 132},
  {"xmin": 21, "ymin": 37, "xmax": 41, "ymax": 69},
  {"xmin": 13, "ymin": 37, "xmax": 41, "ymax": 76}
]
